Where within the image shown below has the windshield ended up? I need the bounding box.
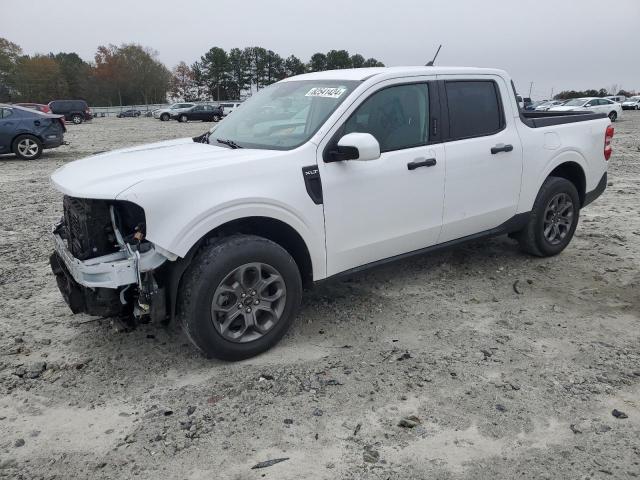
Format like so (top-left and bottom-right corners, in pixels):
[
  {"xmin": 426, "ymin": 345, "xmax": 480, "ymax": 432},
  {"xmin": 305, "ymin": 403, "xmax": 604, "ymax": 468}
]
[
  {"xmin": 563, "ymin": 98, "xmax": 587, "ymax": 106},
  {"xmin": 207, "ymin": 80, "xmax": 359, "ymax": 150}
]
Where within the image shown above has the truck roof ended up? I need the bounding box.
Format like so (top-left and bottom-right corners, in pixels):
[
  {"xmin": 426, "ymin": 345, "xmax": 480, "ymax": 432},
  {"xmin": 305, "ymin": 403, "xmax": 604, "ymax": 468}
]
[{"xmin": 281, "ymin": 66, "xmax": 509, "ymax": 82}]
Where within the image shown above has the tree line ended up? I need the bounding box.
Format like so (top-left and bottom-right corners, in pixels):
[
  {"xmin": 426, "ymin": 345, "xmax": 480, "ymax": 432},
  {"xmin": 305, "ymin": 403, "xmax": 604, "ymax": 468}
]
[
  {"xmin": 0, "ymin": 38, "xmax": 170, "ymax": 105},
  {"xmin": 172, "ymin": 47, "xmax": 384, "ymax": 101},
  {"xmin": 1, "ymin": 37, "xmax": 384, "ymax": 106},
  {"xmin": 554, "ymin": 87, "xmax": 636, "ymax": 100}
]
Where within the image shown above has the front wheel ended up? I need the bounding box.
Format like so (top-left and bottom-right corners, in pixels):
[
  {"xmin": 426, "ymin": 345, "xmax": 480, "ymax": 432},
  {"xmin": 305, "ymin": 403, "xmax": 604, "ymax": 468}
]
[
  {"xmin": 160, "ymin": 113, "xmax": 170, "ymax": 121},
  {"xmin": 515, "ymin": 177, "xmax": 580, "ymax": 257},
  {"xmin": 608, "ymin": 111, "xmax": 617, "ymax": 122},
  {"xmin": 213, "ymin": 114, "xmax": 221, "ymax": 122},
  {"xmin": 71, "ymin": 114, "xmax": 83, "ymax": 124},
  {"xmin": 177, "ymin": 235, "xmax": 302, "ymax": 360}
]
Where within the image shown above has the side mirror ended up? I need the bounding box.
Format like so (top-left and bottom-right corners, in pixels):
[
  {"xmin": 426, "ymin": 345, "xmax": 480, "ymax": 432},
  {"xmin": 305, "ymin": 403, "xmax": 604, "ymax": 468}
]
[{"xmin": 329, "ymin": 133, "xmax": 381, "ymax": 162}]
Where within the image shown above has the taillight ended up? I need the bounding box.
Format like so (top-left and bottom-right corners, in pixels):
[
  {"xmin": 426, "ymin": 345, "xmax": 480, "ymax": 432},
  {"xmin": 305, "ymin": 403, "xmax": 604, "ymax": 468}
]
[{"xmin": 604, "ymin": 125, "xmax": 614, "ymax": 160}]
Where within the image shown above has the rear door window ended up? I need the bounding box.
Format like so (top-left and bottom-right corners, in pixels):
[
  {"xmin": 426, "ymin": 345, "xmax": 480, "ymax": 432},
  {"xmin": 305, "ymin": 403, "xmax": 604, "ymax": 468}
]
[{"xmin": 445, "ymin": 80, "xmax": 504, "ymax": 140}]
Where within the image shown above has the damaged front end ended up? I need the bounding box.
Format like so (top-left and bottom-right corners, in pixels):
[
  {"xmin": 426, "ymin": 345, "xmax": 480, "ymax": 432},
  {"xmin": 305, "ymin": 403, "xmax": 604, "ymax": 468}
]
[{"xmin": 50, "ymin": 196, "xmax": 170, "ymax": 322}]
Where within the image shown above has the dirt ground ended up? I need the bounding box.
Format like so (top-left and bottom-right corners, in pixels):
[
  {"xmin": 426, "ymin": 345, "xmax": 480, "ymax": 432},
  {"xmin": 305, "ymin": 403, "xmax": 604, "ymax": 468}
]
[{"xmin": 0, "ymin": 114, "xmax": 638, "ymax": 480}]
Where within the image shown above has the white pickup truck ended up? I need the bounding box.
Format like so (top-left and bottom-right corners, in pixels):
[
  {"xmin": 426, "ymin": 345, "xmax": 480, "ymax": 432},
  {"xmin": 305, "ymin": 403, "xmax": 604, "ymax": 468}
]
[{"xmin": 50, "ymin": 66, "xmax": 613, "ymax": 360}]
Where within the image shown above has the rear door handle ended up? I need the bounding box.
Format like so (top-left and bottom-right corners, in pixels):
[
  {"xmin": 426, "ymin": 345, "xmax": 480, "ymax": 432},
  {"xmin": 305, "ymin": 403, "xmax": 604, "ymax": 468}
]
[
  {"xmin": 491, "ymin": 144, "xmax": 514, "ymax": 154},
  {"xmin": 407, "ymin": 158, "xmax": 437, "ymax": 170}
]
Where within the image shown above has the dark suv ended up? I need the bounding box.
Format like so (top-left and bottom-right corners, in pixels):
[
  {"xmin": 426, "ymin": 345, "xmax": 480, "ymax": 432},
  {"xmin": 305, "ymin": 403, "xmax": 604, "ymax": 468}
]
[{"xmin": 48, "ymin": 100, "xmax": 93, "ymax": 124}]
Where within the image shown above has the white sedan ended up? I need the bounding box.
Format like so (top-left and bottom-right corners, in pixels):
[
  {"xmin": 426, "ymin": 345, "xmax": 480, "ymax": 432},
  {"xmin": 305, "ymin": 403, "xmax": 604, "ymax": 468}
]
[
  {"xmin": 549, "ymin": 97, "xmax": 622, "ymax": 122},
  {"xmin": 622, "ymin": 96, "xmax": 640, "ymax": 110},
  {"xmin": 534, "ymin": 100, "xmax": 565, "ymax": 111}
]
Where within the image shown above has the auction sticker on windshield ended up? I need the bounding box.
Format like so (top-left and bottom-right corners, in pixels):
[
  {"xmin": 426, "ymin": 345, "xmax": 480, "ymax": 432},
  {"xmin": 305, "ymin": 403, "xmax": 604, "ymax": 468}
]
[{"xmin": 305, "ymin": 87, "xmax": 347, "ymax": 99}]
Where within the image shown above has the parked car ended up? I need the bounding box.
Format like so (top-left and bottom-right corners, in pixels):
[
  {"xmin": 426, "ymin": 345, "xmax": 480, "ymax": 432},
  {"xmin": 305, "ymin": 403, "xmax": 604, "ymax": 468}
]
[
  {"xmin": 524, "ymin": 100, "xmax": 547, "ymax": 111},
  {"xmin": 172, "ymin": 104, "xmax": 224, "ymax": 122},
  {"xmin": 48, "ymin": 100, "xmax": 93, "ymax": 124},
  {"xmin": 534, "ymin": 100, "xmax": 565, "ymax": 111},
  {"xmin": 549, "ymin": 97, "xmax": 622, "ymax": 122},
  {"xmin": 152, "ymin": 103, "xmax": 196, "ymax": 121},
  {"xmin": 621, "ymin": 96, "xmax": 640, "ymax": 110},
  {"xmin": 604, "ymin": 95, "xmax": 625, "ymax": 104},
  {"xmin": 15, "ymin": 103, "xmax": 51, "ymax": 113},
  {"xmin": 0, "ymin": 104, "xmax": 65, "ymax": 160},
  {"xmin": 117, "ymin": 109, "xmax": 141, "ymax": 118},
  {"xmin": 50, "ymin": 66, "xmax": 613, "ymax": 360},
  {"xmin": 218, "ymin": 101, "xmax": 242, "ymax": 116}
]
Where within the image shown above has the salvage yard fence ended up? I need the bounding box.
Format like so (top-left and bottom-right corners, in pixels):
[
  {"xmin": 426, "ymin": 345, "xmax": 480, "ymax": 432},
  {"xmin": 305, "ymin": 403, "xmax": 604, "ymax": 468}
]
[
  {"xmin": 90, "ymin": 100, "xmax": 243, "ymax": 117},
  {"xmin": 90, "ymin": 104, "xmax": 169, "ymax": 117}
]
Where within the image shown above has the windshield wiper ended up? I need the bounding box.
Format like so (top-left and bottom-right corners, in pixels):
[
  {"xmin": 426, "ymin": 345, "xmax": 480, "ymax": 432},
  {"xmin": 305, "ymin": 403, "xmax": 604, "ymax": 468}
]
[{"xmin": 216, "ymin": 138, "xmax": 243, "ymax": 149}]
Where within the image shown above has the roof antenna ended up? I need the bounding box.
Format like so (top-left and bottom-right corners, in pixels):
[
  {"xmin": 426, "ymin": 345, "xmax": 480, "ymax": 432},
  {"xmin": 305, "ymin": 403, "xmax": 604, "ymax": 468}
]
[{"xmin": 425, "ymin": 45, "xmax": 442, "ymax": 66}]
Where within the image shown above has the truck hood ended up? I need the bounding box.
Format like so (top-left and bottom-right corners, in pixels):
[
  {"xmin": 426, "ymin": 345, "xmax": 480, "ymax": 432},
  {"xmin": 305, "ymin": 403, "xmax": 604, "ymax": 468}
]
[{"xmin": 51, "ymin": 138, "xmax": 280, "ymax": 199}]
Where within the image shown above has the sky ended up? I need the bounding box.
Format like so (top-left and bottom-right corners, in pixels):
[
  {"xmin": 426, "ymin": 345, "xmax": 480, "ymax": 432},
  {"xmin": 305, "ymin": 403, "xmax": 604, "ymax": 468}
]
[{"xmin": 1, "ymin": 0, "xmax": 639, "ymax": 99}]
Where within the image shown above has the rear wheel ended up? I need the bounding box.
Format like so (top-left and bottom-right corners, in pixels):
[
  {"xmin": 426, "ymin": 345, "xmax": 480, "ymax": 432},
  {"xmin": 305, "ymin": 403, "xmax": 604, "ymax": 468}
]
[
  {"xmin": 12, "ymin": 134, "xmax": 42, "ymax": 160},
  {"xmin": 179, "ymin": 114, "xmax": 188, "ymax": 123},
  {"xmin": 177, "ymin": 235, "xmax": 302, "ymax": 360},
  {"xmin": 608, "ymin": 111, "xmax": 617, "ymax": 122},
  {"xmin": 516, "ymin": 177, "xmax": 580, "ymax": 257},
  {"xmin": 71, "ymin": 114, "xmax": 83, "ymax": 124}
]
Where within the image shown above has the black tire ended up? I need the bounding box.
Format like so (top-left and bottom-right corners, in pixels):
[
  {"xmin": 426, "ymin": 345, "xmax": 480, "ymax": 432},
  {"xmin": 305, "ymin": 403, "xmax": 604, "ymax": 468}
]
[
  {"xmin": 608, "ymin": 111, "xmax": 617, "ymax": 122},
  {"xmin": 516, "ymin": 176, "xmax": 580, "ymax": 257},
  {"xmin": 160, "ymin": 113, "xmax": 170, "ymax": 121},
  {"xmin": 71, "ymin": 114, "xmax": 83, "ymax": 124},
  {"xmin": 12, "ymin": 134, "xmax": 43, "ymax": 160},
  {"xmin": 213, "ymin": 114, "xmax": 221, "ymax": 122},
  {"xmin": 179, "ymin": 114, "xmax": 188, "ymax": 123},
  {"xmin": 177, "ymin": 235, "xmax": 302, "ymax": 361}
]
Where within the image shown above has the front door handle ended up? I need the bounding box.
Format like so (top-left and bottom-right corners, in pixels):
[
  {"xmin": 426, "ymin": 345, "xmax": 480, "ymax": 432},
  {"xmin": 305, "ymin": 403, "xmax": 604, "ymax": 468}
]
[
  {"xmin": 491, "ymin": 144, "xmax": 514, "ymax": 154},
  {"xmin": 407, "ymin": 158, "xmax": 437, "ymax": 170}
]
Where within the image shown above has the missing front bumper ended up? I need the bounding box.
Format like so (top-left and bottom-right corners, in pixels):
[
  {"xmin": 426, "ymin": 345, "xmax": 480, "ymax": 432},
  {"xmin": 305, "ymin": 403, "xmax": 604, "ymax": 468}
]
[
  {"xmin": 50, "ymin": 252, "xmax": 123, "ymax": 317},
  {"xmin": 52, "ymin": 231, "xmax": 167, "ymax": 289},
  {"xmin": 51, "ymin": 228, "xmax": 170, "ymax": 318}
]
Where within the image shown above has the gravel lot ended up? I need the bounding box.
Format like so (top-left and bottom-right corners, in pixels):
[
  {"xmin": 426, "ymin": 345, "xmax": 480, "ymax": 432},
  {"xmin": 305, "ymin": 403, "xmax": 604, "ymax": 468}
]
[{"xmin": 0, "ymin": 115, "xmax": 639, "ymax": 480}]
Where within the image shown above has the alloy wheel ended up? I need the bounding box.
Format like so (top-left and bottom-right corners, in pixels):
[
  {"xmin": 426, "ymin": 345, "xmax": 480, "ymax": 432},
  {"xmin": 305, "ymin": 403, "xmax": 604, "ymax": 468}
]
[
  {"xmin": 17, "ymin": 138, "xmax": 40, "ymax": 158},
  {"xmin": 543, "ymin": 193, "xmax": 574, "ymax": 245},
  {"xmin": 211, "ymin": 262, "xmax": 286, "ymax": 343}
]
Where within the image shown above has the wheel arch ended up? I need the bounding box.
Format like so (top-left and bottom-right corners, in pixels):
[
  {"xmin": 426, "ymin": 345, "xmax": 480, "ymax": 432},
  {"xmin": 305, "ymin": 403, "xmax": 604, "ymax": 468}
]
[
  {"xmin": 166, "ymin": 216, "xmax": 315, "ymax": 322},
  {"xmin": 201, "ymin": 216, "xmax": 313, "ymax": 287},
  {"xmin": 11, "ymin": 132, "xmax": 43, "ymax": 150},
  {"xmin": 547, "ymin": 161, "xmax": 587, "ymax": 206}
]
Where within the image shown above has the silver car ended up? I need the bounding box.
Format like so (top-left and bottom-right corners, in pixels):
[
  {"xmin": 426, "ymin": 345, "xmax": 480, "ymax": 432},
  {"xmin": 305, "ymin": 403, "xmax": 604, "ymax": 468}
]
[{"xmin": 152, "ymin": 103, "xmax": 196, "ymax": 121}]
